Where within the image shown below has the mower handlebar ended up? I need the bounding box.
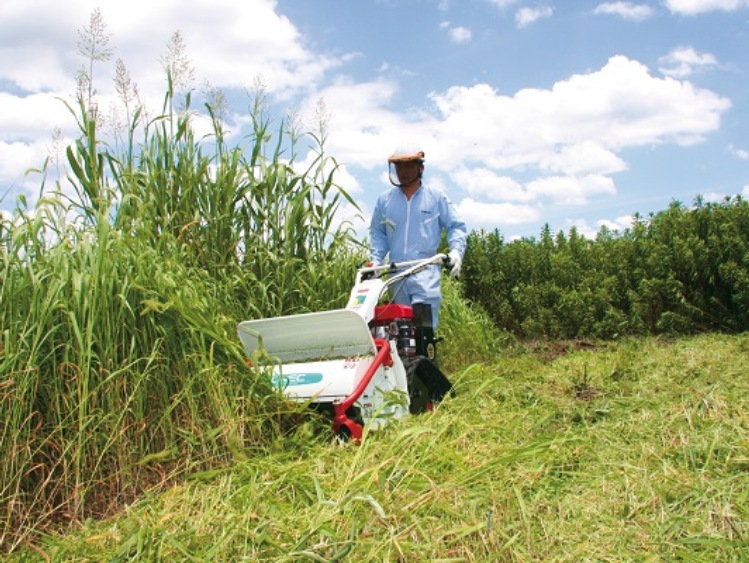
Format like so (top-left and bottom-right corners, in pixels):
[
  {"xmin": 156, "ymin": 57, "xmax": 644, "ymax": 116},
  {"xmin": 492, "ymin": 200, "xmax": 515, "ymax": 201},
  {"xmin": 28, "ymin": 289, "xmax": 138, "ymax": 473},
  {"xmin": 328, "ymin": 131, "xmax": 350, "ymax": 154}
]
[{"xmin": 358, "ymin": 253, "xmax": 450, "ymax": 283}]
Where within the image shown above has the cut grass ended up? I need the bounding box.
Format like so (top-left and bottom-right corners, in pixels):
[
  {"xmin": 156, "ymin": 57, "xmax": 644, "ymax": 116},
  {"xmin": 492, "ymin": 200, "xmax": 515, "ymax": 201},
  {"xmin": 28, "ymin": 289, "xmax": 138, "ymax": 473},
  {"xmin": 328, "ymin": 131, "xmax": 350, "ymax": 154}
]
[{"xmin": 19, "ymin": 332, "xmax": 749, "ymax": 561}]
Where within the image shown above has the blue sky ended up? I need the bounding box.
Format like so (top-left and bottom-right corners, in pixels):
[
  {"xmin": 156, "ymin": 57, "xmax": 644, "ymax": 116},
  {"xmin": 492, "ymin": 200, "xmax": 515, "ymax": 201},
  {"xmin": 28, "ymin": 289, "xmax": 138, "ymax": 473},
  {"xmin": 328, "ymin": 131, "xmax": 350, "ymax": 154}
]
[{"xmin": 1, "ymin": 0, "xmax": 748, "ymax": 239}]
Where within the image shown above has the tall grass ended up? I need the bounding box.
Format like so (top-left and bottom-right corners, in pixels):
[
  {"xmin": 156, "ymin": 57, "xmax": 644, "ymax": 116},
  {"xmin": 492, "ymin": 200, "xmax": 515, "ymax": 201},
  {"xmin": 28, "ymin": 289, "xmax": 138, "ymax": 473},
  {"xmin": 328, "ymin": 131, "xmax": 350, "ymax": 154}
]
[
  {"xmin": 0, "ymin": 79, "xmax": 363, "ymax": 552},
  {"xmin": 438, "ymin": 277, "xmax": 518, "ymax": 373}
]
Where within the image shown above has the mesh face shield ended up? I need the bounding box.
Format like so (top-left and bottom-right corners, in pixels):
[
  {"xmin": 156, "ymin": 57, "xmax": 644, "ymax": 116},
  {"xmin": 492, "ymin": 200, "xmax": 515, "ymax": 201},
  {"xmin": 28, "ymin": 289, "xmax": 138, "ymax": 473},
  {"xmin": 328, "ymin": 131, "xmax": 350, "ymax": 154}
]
[{"xmin": 387, "ymin": 151, "xmax": 425, "ymax": 188}]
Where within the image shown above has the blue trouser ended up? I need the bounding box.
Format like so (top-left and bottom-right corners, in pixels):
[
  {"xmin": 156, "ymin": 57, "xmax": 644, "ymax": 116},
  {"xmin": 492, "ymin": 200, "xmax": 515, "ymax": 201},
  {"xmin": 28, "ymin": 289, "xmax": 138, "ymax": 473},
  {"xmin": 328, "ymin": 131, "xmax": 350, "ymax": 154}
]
[{"xmin": 390, "ymin": 267, "xmax": 442, "ymax": 329}]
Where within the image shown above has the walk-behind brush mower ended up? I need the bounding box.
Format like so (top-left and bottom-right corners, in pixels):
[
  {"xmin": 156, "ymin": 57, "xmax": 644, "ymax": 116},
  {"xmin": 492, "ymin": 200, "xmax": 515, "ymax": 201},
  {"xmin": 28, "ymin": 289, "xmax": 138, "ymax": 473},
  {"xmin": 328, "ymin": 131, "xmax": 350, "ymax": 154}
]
[{"xmin": 237, "ymin": 254, "xmax": 453, "ymax": 441}]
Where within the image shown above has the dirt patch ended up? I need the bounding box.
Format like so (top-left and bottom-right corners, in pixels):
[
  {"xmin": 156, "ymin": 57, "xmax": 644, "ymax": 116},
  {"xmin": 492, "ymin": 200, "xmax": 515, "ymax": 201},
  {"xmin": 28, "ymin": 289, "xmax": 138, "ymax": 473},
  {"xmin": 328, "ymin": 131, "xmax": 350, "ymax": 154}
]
[{"xmin": 573, "ymin": 382, "xmax": 601, "ymax": 401}]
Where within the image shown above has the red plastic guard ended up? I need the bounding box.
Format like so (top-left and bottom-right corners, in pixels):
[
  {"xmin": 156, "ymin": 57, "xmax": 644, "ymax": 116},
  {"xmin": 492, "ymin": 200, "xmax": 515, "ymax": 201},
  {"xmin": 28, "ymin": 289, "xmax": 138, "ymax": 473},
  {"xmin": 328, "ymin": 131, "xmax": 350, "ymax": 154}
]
[{"xmin": 332, "ymin": 337, "xmax": 392, "ymax": 441}]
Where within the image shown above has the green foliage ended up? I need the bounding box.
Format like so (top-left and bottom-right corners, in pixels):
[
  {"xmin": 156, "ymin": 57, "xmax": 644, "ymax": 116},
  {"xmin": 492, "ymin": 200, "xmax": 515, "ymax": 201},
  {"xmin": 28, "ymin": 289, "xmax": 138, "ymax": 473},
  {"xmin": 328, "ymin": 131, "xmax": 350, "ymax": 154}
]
[
  {"xmin": 0, "ymin": 65, "xmax": 364, "ymax": 551},
  {"xmin": 463, "ymin": 198, "xmax": 749, "ymax": 339},
  {"xmin": 438, "ymin": 277, "xmax": 517, "ymax": 372}
]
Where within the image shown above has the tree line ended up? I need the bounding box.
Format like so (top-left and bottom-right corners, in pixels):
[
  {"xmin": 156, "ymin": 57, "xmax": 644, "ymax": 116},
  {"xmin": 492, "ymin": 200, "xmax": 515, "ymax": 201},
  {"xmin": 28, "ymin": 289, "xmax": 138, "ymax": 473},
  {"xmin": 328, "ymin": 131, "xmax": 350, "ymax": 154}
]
[{"xmin": 461, "ymin": 196, "xmax": 749, "ymax": 339}]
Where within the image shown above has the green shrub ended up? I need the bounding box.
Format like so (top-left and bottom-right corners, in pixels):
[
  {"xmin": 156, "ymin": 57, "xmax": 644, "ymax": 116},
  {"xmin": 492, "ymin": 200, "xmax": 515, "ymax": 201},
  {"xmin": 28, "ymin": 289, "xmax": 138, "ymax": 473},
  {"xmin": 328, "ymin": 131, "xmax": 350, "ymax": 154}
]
[{"xmin": 462, "ymin": 198, "xmax": 749, "ymax": 339}]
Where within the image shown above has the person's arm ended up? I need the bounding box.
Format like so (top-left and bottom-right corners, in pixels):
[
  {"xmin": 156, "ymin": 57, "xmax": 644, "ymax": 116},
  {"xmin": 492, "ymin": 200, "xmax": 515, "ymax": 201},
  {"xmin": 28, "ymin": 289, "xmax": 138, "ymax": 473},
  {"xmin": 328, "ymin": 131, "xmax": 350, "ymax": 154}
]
[
  {"xmin": 369, "ymin": 198, "xmax": 389, "ymax": 265},
  {"xmin": 441, "ymin": 196, "xmax": 467, "ymax": 257},
  {"xmin": 440, "ymin": 194, "xmax": 467, "ymax": 276}
]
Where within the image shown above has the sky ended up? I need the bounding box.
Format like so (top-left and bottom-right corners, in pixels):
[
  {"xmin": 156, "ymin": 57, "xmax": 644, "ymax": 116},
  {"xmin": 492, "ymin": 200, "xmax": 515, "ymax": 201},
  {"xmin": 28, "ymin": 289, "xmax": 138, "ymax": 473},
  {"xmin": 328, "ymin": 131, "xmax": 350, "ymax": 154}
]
[{"xmin": 1, "ymin": 0, "xmax": 749, "ymax": 240}]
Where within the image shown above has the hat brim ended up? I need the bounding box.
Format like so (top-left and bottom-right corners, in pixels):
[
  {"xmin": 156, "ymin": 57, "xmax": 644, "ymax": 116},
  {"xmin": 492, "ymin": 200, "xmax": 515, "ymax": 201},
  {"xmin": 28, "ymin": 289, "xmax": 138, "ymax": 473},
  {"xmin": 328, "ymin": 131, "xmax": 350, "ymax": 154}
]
[{"xmin": 387, "ymin": 151, "xmax": 425, "ymax": 164}]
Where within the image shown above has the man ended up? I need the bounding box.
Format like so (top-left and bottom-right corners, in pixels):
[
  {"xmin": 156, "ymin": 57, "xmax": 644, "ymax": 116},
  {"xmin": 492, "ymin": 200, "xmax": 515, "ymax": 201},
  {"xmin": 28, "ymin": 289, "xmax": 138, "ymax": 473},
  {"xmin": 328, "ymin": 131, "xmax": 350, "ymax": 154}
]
[{"xmin": 369, "ymin": 148, "xmax": 467, "ymax": 330}]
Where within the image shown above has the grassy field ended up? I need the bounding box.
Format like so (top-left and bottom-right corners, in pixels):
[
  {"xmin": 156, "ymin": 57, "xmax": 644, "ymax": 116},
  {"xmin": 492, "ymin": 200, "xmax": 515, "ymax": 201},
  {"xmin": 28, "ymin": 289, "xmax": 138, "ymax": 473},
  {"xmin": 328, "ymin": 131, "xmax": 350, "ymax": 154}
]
[
  {"xmin": 16, "ymin": 331, "xmax": 749, "ymax": 561},
  {"xmin": 5, "ymin": 23, "xmax": 747, "ymax": 560}
]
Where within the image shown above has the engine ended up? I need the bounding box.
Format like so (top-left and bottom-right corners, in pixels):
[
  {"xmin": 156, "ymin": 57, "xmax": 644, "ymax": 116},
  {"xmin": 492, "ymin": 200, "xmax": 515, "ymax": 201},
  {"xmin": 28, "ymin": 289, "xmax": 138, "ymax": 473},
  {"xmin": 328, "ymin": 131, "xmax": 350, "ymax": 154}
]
[
  {"xmin": 369, "ymin": 303, "xmax": 450, "ymax": 413},
  {"xmin": 369, "ymin": 303, "xmax": 439, "ymax": 362}
]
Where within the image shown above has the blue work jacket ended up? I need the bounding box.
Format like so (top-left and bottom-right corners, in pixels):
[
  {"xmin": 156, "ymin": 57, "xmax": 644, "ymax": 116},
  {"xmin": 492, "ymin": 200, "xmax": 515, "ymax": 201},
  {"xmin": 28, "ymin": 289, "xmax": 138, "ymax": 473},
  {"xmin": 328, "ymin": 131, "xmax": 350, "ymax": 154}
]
[{"xmin": 369, "ymin": 183, "xmax": 467, "ymax": 301}]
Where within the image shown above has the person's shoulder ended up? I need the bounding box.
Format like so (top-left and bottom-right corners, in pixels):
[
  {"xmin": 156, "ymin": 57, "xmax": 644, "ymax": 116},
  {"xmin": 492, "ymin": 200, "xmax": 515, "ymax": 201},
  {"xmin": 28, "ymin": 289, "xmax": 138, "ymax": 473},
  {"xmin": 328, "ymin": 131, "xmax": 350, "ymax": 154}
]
[
  {"xmin": 420, "ymin": 183, "xmax": 451, "ymax": 201},
  {"xmin": 377, "ymin": 186, "xmax": 401, "ymax": 202}
]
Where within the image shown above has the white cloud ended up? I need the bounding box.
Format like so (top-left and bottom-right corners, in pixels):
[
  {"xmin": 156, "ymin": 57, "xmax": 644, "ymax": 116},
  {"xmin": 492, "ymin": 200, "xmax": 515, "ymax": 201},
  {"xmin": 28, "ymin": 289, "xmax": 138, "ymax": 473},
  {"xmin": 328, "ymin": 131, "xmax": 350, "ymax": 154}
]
[
  {"xmin": 409, "ymin": 55, "xmax": 729, "ymax": 227},
  {"xmin": 541, "ymin": 142, "xmax": 628, "ymax": 176},
  {"xmin": 456, "ymin": 197, "xmax": 541, "ymax": 229},
  {"xmin": 728, "ymin": 144, "xmax": 749, "ymax": 160},
  {"xmin": 702, "ymin": 191, "xmax": 728, "ymax": 203},
  {"xmin": 526, "ymin": 174, "xmax": 617, "ymax": 205},
  {"xmin": 664, "ymin": 0, "xmax": 749, "ymax": 15},
  {"xmin": 0, "ymin": 0, "xmax": 346, "ymax": 108},
  {"xmin": 451, "ymin": 167, "xmax": 535, "ymax": 202},
  {"xmin": 593, "ymin": 2, "xmax": 655, "ymax": 21},
  {"xmin": 515, "ymin": 6, "xmax": 553, "ymax": 28},
  {"xmin": 448, "ymin": 26, "xmax": 473, "ymax": 43},
  {"xmin": 0, "ymin": 92, "xmax": 76, "ymax": 141},
  {"xmin": 488, "ymin": 0, "xmax": 519, "ymax": 8},
  {"xmin": 0, "ymin": 47, "xmax": 75, "ymax": 94},
  {"xmin": 428, "ymin": 55, "xmax": 729, "ymax": 168},
  {"xmin": 658, "ymin": 47, "xmax": 718, "ymax": 78},
  {"xmin": 451, "ymin": 153, "xmax": 624, "ymax": 206}
]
